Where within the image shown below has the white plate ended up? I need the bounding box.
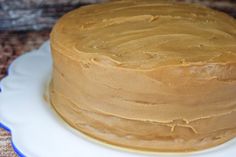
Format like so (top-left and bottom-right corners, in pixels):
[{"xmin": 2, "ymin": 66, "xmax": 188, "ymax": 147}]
[{"xmin": 0, "ymin": 41, "xmax": 236, "ymax": 157}]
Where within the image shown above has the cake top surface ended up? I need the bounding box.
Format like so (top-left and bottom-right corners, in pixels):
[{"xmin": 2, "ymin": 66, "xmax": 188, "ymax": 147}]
[{"xmin": 51, "ymin": 0, "xmax": 236, "ymax": 69}]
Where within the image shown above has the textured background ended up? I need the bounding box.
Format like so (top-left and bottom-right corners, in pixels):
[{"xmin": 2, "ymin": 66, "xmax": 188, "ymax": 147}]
[
  {"xmin": 0, "ymin": 0, "xmax": 235, "ymax": 31},
  {"xmin": 0, "ymin": 0, "xmax": 235, "ymax": 156}
]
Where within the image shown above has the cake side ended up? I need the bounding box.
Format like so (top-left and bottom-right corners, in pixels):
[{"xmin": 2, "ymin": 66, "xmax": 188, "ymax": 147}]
[
  {"xmin": 50, "ymin": 0, "xmax": 236, "ymax": 152},
  {"xmin": 49, "ymin": 45, "xmax": 236, "ymax": 151}
]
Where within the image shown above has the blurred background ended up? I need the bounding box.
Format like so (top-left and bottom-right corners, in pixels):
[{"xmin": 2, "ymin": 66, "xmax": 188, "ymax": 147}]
[
  {"xmin": 0, "ymin": 0, "xmax": 236, "ymax": 156},
  {"xmin": 0, "ymin": 0, "xmax": 235, "ymax": 31}
]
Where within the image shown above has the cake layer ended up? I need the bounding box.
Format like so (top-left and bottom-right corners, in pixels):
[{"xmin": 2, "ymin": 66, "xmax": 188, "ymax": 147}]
[
  {"xmin": 50, "ymin": 86, "xmax": 236, "ymax": 152},
  {"xmin": 50, "ymin": 0, "xmax": 236, "ymax": 152}
]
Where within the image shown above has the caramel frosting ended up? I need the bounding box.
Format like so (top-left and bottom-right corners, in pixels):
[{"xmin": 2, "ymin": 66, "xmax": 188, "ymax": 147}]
[{"xmin": 50, "ymin": 0, "xmax": 236, "ymax": 152}]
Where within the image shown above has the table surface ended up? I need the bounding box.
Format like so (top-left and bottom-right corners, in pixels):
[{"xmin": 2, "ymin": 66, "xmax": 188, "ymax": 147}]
[{"xmin": 0, "ymin": 30, "xmax": 50, "ymax": 157}]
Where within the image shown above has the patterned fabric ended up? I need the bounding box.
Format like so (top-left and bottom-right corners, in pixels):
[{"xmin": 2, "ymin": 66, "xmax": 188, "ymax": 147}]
[{"xmin": 0, "ymin": 30, "xmax": 50, "ymax": 157}]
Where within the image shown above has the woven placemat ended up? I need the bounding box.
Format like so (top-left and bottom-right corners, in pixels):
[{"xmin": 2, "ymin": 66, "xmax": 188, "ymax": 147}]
[{"xmin": 0, "ymin": 30, "xmax": 50, "ymax": 157}]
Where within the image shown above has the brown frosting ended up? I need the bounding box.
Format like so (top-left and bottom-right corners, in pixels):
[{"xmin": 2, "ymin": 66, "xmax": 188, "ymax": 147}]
[{"xmin": 50, "ymin": 0, "xmax": 236, "ymax": 152}]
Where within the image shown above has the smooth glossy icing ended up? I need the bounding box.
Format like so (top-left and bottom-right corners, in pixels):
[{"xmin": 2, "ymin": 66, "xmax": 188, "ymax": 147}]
[{"xmin": 50, "ymin": 0, "xmax": 236, "ymax": 152}]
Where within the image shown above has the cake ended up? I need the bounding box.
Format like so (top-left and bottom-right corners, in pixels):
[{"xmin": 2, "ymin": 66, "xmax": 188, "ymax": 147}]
[{"xmin": 50, "ymin": 0, "xmax": 236, "ymax": 152}]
